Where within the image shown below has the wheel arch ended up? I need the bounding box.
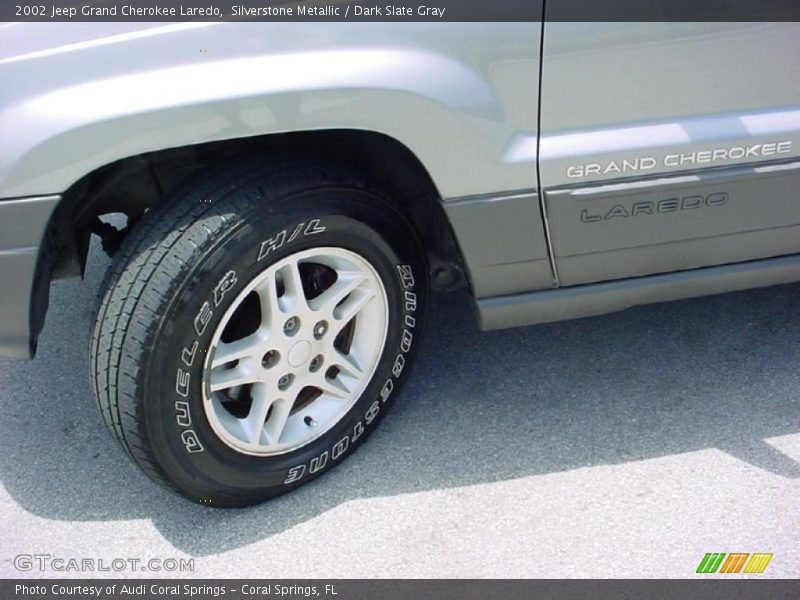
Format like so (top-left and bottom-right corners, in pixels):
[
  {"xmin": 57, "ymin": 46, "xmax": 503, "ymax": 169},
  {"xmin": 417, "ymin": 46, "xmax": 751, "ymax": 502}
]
[{"xmin": 31, "ymin": 129, "xmax": 466, "ymax": 352}]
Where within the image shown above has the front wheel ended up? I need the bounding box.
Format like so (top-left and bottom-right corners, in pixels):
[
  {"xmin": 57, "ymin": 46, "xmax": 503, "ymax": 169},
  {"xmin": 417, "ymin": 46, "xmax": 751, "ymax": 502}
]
[{"xmin": 90, "ymin": 161, "xmax": 428, "ymax": 507}]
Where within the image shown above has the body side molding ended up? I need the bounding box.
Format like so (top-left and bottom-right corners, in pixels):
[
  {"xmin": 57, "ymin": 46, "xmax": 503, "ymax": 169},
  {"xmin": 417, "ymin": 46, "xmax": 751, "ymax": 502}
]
[{"xmin": 476, "ymin": 253, "xmax": 800, "ymax": 330}]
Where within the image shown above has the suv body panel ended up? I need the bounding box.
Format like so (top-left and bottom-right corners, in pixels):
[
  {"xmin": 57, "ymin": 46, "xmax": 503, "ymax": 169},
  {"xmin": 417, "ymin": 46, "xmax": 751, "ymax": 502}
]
[
  {"xmin": 0, "ymin": 22, "xmax": 542, "ymax": 200},
  {"xmin": 3, "ymin": 18, "xmax": 800, "ymax": 358},
  {"xmin": 539, "ymin": 22, "xmax": 800, "ymax": 286}
]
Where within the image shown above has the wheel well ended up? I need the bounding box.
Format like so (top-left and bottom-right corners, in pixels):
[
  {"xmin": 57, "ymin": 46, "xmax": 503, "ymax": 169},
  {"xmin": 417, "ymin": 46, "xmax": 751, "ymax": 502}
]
[
  {"xmin": 29, "ymin": 130, "xmax": 466, "ymax": 352},
  {"xmin": 46, "ymin": 129, "xmax": 466, "ymax": 288}
]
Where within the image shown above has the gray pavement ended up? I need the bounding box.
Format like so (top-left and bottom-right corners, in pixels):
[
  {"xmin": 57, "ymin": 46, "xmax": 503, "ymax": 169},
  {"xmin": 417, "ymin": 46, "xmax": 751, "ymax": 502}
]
[{"xmin": 1, "ymin": 239, "xmax": 798, "ymax": 578}]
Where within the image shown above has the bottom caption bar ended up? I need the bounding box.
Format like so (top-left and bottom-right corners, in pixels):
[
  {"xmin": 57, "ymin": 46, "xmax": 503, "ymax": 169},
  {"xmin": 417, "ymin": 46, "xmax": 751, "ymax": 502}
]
[{"xmin": 4, "ymin": 580, "xmax": 800, "ymax": 600}]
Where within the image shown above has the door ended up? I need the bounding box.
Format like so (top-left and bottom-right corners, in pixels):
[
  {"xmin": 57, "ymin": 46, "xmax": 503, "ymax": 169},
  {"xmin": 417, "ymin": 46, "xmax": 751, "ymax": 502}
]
[{"xmin": 538, "ymin": 22, "xmax": 800, "ymax": 286}]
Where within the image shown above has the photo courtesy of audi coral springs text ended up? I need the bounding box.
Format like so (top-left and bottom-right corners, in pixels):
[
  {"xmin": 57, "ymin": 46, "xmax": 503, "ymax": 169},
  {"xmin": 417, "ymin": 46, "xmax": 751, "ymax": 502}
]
[{"xmin": 2, "ymin": 13, "xmax": 800, "ymax": 506}]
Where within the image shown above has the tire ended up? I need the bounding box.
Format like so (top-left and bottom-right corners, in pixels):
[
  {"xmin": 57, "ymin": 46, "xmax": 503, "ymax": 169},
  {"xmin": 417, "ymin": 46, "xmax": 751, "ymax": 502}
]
[{"xmin": 90, "ymin": 160, "xmax": 428, "ymax": 507}]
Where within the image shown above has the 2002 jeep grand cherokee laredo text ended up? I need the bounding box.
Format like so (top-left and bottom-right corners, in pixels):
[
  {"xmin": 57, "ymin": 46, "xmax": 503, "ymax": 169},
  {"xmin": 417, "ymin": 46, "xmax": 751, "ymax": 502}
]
[{"xmin": 1, "ymin": 20, "xmax": 799, "ymax": 506}]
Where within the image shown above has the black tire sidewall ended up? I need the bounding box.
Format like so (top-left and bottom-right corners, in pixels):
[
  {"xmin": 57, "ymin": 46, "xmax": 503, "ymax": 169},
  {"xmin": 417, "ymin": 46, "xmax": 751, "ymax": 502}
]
[{"xmin": 142, "ymin": 190, "xmax": 426, "ymax": 505}]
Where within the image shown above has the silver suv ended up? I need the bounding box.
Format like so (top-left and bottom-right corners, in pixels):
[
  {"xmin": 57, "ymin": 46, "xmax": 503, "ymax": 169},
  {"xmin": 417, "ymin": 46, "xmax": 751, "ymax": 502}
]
[{"xmin": 1, "ymin": 21, "xmax": 799, "ymax": 505}]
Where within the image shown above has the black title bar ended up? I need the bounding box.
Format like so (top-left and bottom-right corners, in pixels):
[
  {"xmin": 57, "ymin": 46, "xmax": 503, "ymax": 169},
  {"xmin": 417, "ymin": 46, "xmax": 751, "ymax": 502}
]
[{"xmin": 4, "ymin": 0, "xmax": 800, "ymax": 22}]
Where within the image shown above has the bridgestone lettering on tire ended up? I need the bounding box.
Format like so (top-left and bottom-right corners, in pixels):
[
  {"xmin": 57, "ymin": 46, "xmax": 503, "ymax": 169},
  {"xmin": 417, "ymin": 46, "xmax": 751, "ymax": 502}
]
[{"xmin": 90, "ymin": 161, "xmax": 428, "ymax": 507}]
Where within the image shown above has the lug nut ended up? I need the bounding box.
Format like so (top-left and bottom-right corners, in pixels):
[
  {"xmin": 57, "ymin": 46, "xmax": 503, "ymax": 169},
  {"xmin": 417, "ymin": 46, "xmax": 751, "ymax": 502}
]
[
  {"xmin": 283, "ymin": 316, "xmax": 300, "ymax": 336},
  {"xmin": 262, "ymin": 350, "xmax": 280, "ymax": 369},
  {"xmin": 309, "ymin": 354, "xmax": 324, "ymax": 372},
  {"xmin": 313, "ymin": 320, "xmax": 329, "ymax": 340},
  {"xmin": 278, "ymin": 374, "xmax": 294, "ymax": 391}
]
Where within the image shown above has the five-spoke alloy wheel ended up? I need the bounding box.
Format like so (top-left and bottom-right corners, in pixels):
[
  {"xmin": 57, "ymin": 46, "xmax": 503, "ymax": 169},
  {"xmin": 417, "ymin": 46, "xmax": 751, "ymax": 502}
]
[{"xmin": 204, "ymin": 247, "xmax": 389, "ymax": 455}]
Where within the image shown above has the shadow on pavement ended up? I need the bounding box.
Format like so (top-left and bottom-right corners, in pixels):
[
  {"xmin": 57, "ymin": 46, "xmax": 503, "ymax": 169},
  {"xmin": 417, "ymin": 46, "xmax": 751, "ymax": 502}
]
[{"xmin": 1, "ymin": 244, "xmax": 798, "ymax": 555}]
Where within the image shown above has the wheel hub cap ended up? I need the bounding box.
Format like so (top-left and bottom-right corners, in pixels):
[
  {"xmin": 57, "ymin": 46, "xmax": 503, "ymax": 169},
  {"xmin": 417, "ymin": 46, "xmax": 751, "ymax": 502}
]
[{"xmin": 288, "ymin": 340, "xmax": 312, "ymax": 368}]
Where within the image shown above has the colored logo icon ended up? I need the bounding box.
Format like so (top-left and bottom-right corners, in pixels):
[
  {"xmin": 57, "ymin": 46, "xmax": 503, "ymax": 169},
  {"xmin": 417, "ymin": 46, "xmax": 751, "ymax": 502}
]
[{"xmin": 696, "ymin": 553, "xmax": 773, "ymax": 574}]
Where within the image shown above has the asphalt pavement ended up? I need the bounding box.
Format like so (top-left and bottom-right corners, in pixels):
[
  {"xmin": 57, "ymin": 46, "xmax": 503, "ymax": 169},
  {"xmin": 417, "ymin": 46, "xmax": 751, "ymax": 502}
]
[{"xmin": 1, "ymin": 238, "xmax": 798, "ymax": 578}]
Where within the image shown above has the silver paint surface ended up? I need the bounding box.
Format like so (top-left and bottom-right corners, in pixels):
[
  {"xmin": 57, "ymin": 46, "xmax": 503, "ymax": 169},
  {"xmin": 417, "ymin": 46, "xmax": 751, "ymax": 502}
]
[{"xmin": 0, "ymin": 22, "xmax": 541, "ymax": 199}]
